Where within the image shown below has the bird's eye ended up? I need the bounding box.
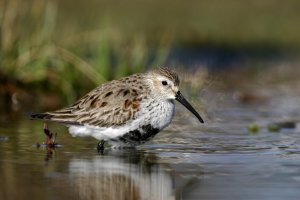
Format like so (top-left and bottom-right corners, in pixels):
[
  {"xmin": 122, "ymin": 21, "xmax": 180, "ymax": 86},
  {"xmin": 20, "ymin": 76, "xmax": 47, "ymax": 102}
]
[{"xmin": 162, "ymin": 81, "xmax": 168, "ymax": 86}]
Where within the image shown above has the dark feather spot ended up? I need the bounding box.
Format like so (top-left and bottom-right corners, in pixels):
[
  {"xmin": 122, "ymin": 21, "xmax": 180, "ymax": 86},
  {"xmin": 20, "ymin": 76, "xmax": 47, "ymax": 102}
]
[
  {"xmin": 102, "ymin": 110, "xmax": 111, "ymax": 115},
  {"xmin": 139, "ymin": 86, "xmax": 143, "ymax": 90},
  {"xmin": 124, "ymin": 99, "xmax": 131, "ymax": 109},
  {"xmin": 104, "ymin": 91, "xmax": 113, "ymax": 97},
  {"xmin": 100, "ymin": 102, "xmax": 108, "ymax": 107},
  {"xmin": 132, "ymin": 89, "xmax": 138, "ymax": 96},
  {"xmin": 123, "ymin": 90, "xmax": 130, "ymax": 96},
  {"xmin": 90, "ymin": 98, "xmax": 98, "ymax": 107},
  {"xmin": 89, "ymin": 94, "xmax": 96, "ymax": 100}
]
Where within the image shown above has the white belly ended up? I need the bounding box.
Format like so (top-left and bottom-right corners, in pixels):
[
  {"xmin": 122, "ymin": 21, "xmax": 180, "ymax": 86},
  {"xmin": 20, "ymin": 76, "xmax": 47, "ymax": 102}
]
[{"xmin": 68, "ymin": 100, "xmax": 175, "ymax": 141}]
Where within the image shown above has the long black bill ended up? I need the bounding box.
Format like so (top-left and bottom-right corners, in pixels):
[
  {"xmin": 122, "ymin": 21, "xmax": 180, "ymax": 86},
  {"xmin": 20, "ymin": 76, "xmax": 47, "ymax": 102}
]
[{"xmin": 175, "ymin": 91, "xmax": 204, "ymax": 123}]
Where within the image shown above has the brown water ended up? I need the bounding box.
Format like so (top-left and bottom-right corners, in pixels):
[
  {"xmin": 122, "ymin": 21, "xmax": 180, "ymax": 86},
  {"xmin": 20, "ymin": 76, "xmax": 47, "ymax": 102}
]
[{"xmin": 1, "ymin": 70, "xmax": 300, "ymax": 200}]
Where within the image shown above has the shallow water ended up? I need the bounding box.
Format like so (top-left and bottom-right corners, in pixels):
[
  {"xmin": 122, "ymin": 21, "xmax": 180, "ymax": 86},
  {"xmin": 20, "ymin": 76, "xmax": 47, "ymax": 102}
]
[{"xmin": 1, "ymin": 75, "xmax": 300, "ymax": 200}]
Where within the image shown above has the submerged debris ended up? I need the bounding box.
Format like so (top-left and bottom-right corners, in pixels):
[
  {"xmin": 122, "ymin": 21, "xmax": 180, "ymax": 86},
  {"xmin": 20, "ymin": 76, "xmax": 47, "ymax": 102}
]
[{"xmin": 274, "ymin": 121, "xmax": 296, "ymax": 129}]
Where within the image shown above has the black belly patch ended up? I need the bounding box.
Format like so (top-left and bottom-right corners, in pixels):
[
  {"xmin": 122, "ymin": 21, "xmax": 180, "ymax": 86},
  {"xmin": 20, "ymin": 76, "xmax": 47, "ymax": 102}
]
[{"xmin": 118, "ymin": 124, "xmax": 159, "ymax": 144}]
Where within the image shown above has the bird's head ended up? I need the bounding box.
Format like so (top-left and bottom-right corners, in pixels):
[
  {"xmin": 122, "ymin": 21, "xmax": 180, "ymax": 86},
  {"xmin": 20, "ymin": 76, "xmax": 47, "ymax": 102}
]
[{"xmin": 148, "ymin": 67, "xmax": 204, "ymax": 123}]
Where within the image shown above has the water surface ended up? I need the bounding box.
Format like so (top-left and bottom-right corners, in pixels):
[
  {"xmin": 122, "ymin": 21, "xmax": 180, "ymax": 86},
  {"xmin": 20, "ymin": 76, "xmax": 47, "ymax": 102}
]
[{"xmin": 1, "ymin": 74, "xmax": 300, "ymax": 200}]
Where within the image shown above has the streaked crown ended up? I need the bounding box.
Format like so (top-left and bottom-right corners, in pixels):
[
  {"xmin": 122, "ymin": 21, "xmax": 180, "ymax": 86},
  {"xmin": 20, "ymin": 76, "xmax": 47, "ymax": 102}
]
[{"xmin": 152, "ymin": 67, "xmax": 180, "ymax": 86}]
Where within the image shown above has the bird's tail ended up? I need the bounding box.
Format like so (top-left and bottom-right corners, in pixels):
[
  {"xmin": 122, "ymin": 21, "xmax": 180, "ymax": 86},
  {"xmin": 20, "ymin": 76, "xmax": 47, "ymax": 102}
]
[
  {"xmin": 30, "ymin": 113, "xmax": 53, "ymax": 120},
  {"xmin": 29, "ymin": 111, "xmax": 80, "ymax": 125}
]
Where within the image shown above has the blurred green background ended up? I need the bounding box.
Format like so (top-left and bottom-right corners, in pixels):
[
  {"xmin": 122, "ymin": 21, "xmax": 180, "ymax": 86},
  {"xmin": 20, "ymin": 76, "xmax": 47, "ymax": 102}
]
[{"xmin": 1, "ymin": 0, "xmax": 300, "ymax": 118}]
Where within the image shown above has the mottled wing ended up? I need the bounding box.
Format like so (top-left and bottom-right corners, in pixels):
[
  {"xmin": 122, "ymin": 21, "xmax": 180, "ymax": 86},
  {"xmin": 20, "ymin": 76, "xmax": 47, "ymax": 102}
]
[{"xmin": 31, "ymin": 76, "xmax": 148, "ymax": 127}]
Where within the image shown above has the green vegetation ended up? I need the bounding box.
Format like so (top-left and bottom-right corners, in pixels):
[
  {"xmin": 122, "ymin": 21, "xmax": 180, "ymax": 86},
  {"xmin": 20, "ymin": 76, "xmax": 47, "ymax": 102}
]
[
  {"xmin": 248, "ymin": 123, "xmax": 260, "ymax": 134},
  {"xmin": 0, "ymin": 0, "xmax": 171, "ymax": 106},
  {"xmin": 247, "ymin": 123, "xmax": 292, "ymax": 134},
  {"xmin": 267, "ymin": 124, "xmax": 281, "ymax": 132},
  {"xmin": 55, "ymin": 0, "xmax": 300, "ymax": 48},
  {"xmin": 1, "ymin": 0, "xmax": 300, "ymax": 110}
]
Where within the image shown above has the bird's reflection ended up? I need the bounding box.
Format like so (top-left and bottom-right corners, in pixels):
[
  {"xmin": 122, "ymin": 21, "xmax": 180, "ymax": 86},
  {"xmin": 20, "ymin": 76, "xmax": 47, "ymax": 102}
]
[{"xmin": 68, "ymin": 150, "xmax": 175, "ymax": 200}]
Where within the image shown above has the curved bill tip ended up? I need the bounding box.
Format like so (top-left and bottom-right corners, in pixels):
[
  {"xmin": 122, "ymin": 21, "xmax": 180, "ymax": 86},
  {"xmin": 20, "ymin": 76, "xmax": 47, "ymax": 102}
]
[{"xmin": 175, "ymin": 91, "xmax": 204, "ymax": 123}]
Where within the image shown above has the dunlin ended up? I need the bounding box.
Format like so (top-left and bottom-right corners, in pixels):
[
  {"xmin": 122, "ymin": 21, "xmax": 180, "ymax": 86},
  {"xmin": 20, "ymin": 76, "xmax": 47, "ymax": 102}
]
[{"xmin": 31, "ymin": 67, "xmax": 204, "ymax": 149}]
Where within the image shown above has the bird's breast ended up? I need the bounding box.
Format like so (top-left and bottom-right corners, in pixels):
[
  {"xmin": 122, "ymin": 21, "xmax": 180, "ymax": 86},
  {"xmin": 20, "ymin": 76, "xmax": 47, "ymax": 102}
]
[
  {"xmin": 140, "ymin": 99, "xmax": 175, "ymax": 131},
  {"xmin": 115, "ymin": 101, "xmax": 175, "ymax": 145}
]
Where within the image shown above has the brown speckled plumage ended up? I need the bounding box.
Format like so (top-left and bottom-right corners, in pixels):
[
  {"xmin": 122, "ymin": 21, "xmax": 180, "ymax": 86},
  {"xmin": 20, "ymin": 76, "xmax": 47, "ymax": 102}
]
[
  {"xmin": 34, "ymin": 73, "xmax": 149, "ymax": 127},
  {"xmin": 31, "ymin": 67, "xmax": 203, "ymax": 146}
]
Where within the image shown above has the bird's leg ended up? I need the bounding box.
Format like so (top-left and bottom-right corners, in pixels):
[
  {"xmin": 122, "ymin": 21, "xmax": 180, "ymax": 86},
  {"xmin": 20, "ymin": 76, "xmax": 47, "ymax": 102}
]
[
  {"xmin": 43, "ymin": 123, "xmax": 57, "ymax": 148},
  {"xmin": 97, "ymin": 140, "xmax": 106, "ymax": 152}
]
